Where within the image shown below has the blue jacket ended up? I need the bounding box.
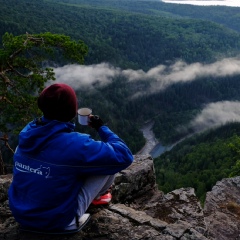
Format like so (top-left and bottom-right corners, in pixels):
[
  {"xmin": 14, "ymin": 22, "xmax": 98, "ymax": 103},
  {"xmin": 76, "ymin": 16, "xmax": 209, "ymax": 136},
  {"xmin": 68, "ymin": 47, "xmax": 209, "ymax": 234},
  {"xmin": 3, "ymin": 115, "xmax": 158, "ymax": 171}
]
[{"xmin": 8, "ymin": 117, "xmax": 133, "ymax": 230}]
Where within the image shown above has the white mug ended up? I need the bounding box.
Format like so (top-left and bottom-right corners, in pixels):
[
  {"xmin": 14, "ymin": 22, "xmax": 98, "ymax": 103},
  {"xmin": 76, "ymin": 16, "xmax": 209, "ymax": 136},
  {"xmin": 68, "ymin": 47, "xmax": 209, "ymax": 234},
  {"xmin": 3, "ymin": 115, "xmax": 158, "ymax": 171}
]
[{"xmin": 77, "ymin": 108, "xmax": 92, "ymax": 125}]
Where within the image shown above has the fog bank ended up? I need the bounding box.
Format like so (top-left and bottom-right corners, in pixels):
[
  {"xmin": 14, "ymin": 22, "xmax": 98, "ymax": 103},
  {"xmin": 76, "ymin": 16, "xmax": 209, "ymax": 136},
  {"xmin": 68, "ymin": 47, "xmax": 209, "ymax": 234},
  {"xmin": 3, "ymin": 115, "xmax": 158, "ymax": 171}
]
[
  {"xmin": 52, "ymin": 57, "xmax": 240, "ymax": 96},
  {"xmin": 189, "ymin": 101, "xmax": 240, "ymax": 133},
  {"xmin": 51, "ymin": 60, "xmax": 240, "ymax": 136}
]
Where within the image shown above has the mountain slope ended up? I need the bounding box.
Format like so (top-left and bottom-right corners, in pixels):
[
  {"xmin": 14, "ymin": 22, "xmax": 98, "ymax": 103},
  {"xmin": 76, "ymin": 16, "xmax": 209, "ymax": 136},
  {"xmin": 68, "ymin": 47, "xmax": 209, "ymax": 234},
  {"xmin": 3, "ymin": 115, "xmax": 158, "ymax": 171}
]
[
  {"xmin": 154, "ymin": 122, "xmax": 240, "ymax": 202},
  {"xmin": 46, "ymin": 0, "xmax": 240, "ymax": 32},
  {"xmin": 0, "ymin": 0, "xmax": 240, "ymax": 70}
]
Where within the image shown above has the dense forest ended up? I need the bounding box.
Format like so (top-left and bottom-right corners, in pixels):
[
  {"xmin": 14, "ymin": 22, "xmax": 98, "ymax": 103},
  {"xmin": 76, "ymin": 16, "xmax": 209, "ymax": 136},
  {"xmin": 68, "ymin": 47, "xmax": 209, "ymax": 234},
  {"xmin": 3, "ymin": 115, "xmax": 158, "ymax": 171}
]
[
  {"xmin": 1, "ymin": 0, "xmax": 240, "ymax": 202},
  {"xmin": 154, "ymin": 122, "xmax": 240, "ymax": 203},
  {"xmin": 1, "ymin": 0, "xmax": 240, "ymax": 70},
  {"xmin": 47, "ymin": 0, "xmax": 240, "ymax": 33}
]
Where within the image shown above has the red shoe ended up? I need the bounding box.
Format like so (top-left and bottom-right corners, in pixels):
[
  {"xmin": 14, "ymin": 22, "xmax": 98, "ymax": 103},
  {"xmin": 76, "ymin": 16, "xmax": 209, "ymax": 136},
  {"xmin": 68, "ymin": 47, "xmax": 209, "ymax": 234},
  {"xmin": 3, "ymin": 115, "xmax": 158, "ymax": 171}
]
[{"xmin": 91, "ymin": 192, "xmax": 112, "ymax": 205}]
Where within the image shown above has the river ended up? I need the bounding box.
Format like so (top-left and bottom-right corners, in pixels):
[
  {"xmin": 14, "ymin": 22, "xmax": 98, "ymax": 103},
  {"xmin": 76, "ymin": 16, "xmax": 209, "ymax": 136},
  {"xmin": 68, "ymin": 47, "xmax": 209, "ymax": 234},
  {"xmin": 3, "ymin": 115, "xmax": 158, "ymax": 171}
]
[{"xmin": 137, "ymin": 121, "xmax": 173, "ymax": 158}]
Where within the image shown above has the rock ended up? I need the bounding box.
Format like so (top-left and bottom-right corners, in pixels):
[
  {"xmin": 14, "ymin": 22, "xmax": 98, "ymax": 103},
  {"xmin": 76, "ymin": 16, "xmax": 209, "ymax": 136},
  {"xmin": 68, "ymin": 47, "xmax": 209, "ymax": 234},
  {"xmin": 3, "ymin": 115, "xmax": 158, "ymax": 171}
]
[
  {"xmin": 0, "ymin": 175, "xmax": 12, "ymax": 202},
  {"xmin": 204, "ymin": 177, "xmax": 240, "ymax": 240},
  {"xmin": 112, "ymin": 155, "xmax": 157, "ymax": 203},
  {"xmin": 0, "ymin": 155, "xmax": 239, "ymax": 239}
]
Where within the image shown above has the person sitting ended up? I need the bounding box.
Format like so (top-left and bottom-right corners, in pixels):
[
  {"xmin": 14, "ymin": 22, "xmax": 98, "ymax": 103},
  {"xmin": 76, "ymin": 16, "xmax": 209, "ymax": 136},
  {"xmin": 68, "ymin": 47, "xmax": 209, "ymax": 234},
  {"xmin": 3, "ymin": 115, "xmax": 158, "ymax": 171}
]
[{"xmin": 8, "ymin": 83, "xmax": 134, "ymax": 233}]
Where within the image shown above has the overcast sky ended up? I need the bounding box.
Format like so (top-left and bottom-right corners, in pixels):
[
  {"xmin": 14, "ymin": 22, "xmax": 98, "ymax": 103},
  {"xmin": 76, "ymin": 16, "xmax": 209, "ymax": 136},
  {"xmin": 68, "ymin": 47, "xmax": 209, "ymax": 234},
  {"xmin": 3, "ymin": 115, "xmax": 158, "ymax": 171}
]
[{"xmin": 162, "ymin": 0, "xmax": 240, "ymax": 7}]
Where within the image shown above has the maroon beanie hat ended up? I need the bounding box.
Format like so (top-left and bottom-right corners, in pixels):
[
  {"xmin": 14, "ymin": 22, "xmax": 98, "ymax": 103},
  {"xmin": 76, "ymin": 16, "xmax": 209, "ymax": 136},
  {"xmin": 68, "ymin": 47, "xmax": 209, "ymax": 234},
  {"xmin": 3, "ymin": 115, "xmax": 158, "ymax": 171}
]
[{"xmin": 38, "ymin": 83, "xmax": 78, "ymax": 122}]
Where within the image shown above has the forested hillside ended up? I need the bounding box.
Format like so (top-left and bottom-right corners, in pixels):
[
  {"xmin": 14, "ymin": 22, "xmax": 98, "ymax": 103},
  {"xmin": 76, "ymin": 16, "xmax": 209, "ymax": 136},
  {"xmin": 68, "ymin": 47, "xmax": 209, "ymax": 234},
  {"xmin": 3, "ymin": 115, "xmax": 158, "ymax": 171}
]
[
  {"xmin": 1, "ymin": 0, "xmax": 240, "ymax": 70},
  {"xmin": 47, "ymin": 0, "xmax": 240, "ymax": 32},
  {"xmin": 0, "ymin": 0, "xmax": 240, "ymax": 152},
  {"xmin": 1, "ymin": 0, "xmax": 240, "ymax": 201},
  {"xmin": 154, "ymin": 122, "xmax": 240, "ymax": 203}
]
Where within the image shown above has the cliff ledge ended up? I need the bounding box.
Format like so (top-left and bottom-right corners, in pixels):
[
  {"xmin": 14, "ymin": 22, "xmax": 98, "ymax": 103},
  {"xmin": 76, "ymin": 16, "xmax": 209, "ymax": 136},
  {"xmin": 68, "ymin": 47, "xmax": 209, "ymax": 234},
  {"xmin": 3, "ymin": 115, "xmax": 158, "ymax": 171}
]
[{"xmin": 1, "ymin": 155, "xmax": 240, "ymax": 240}]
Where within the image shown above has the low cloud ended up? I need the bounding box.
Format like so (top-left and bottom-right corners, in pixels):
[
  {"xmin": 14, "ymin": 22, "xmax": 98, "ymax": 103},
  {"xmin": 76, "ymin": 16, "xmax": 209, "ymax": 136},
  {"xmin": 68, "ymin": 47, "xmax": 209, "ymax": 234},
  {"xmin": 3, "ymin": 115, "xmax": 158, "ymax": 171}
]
[
  {"xmin": 51, "ymin": 61, "xmax": 240, "ymax": 135},
  {"xmin": 123, "ymin": 58, "xmax": 240, "ymax": 95},
  {"xmin": 52, "ymin": 63, "xmax": 121, "ymax": 89},
  {"xmin": 189, "ymin": 101, "xmax": 240, "ymax": 133},
  {"xmin": 52, "ymin": 57, "xmax": 240, "ymax": 95},
  {"xmin": 126, "ymin": 58, "xmax": 240, "ymax": 82}
]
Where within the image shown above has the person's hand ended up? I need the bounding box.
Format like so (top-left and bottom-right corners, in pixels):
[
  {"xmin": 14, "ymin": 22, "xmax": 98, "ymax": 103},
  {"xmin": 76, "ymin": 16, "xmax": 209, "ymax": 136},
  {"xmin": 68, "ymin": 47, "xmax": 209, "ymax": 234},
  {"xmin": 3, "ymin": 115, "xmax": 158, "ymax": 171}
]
[{"xmin": 88, "ymin": 115, "xmax": 104, "ymax": 131}]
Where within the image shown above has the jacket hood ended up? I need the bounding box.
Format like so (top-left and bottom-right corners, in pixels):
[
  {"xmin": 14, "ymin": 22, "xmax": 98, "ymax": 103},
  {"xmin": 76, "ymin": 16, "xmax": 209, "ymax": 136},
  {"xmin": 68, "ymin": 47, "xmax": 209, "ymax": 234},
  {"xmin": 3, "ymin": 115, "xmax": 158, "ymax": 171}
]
[{"xmin": 18, "ymin": 117, "xmax": 75, "ymax": 154}]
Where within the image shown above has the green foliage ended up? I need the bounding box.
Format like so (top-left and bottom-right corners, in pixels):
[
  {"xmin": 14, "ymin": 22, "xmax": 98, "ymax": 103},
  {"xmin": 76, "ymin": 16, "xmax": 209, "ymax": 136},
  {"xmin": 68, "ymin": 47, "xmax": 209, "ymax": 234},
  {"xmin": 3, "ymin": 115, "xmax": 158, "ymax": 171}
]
[
  {"xmin": 228, "ymin": 137, "xmax": 240, "ymax": 177},
  {"xmin": 1, "ymin": 0, "xmax": 237, "ymax": 152},
  {"xmin": 53, "ymin": 0, "xmax": 240, "ymax": 32},
  {"xmin": 74, "ymin": 77, "xmax": 146, "ymax": 153},
  {"xmin": 71, "ymin": 73, "xmax": 240, "ymax": 153},
  {"xmin": 229, "ymin": 160, "xmax": 240, "ymax": 178},
  {"xmin": 154, "ymin": 123, "xmax": 240, "ymax": 203},
  {"xmin": 0, "ymin": 32, "xmax": 88, "ymax": 175},
  {"xmin": 146, "ymin": 75, "xmax": 240, "ymax": 144},
  {"xmin": 0, "ymin": 32, "xmax": 87, "ymax": 134},
  {"xmin": 1, "ymin": 0, "xmax": 240, "ymax": 193},
  {"xmin": 1, "ymin": 0, "xmax": 240, "ymax": 71}
]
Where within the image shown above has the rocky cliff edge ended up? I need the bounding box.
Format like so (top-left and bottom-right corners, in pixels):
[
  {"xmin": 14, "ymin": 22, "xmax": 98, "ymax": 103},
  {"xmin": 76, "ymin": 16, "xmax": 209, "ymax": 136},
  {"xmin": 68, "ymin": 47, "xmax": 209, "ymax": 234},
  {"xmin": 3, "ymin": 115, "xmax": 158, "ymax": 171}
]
[{"xmin": 1, "ymin": 155, "xmax": 240, "ymax": 240}]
